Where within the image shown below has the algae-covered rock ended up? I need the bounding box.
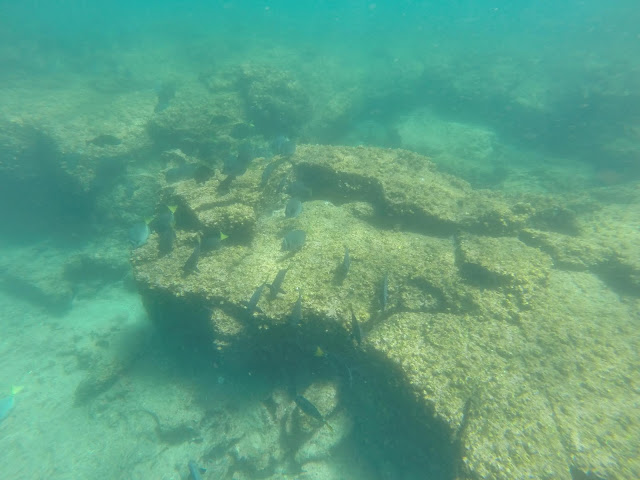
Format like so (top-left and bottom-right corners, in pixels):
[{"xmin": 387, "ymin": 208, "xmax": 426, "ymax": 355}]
[
  {"xmin": 365, "ymin": 269, "xmax": 639, "ymax": 480},
  {"xmin": 296, "ymin": 460, "xmax": 343, "ymax": 480},
  {"xmin": 235, "ymin": 64, "xmax": 312, "ymax": 136},
  {"xmin": 168, "ymin": 168, "xmax": 264, "ymax": 238},
  {"xmin": 520, "ymin": 202, "xmax": 640, "ymax": 293},
  {"xmin": 456, "ymin": 233, "xmax": 552, "ymax": 311},
  {"xmin": 519, "ymin": 270, "xmax": 640, "ymax": 480},
  {"xmin": 294, "ymin": 145, "xmax": 526, "ymax": 235},
  {"xmin": 130, "ymin": 143, "xmax": 640, "ymax": 480},
  {"xmin": 147, "ymin": 77, "xmax": 244, "ymax": 157},
  {"xmin": 133, "ymin": 197, "xmax": 461, "ymax": 344}
]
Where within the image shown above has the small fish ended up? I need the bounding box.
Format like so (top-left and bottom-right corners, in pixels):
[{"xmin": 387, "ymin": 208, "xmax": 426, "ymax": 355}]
[
  {"xmin": 188, "ymin": 460, "xmax": 206, "ymax": 480},
  {"xmin": 201, "ymin": 231, "xmax": 228, "ymax": 252},
  {"xmin": 282, "ymin": 230, "xmax": 306, "ymax": 252},
  {"xmin": 128, "ymin": 219, "xmax": 151, "ymax": 248},
  {"xmin": 294, "ymin": 395, "xmax": 333, "ymax": 432},
  {"xmin": 154, "ymin": 81, "xmax": 176, "ymax": 113},
  {"xmin": 285, "ymin": 198, "xmax": 303, "ymax": 218},
  {"xmin": 349, "ymin": 306, "xmax": 362, "ymax": 346},
  {"xmin": 151, "ymin": 205, "xmax": 178, "ymax": 233},
  {"xmin": 87, "ymin": 134, "xmax": 122, "ymax": 147},
  {"xmin": 260, "ymin": 158, "xmax": 285, "ymax": 187},
  {"xmin": 271, "ymin": 135, "xmax": 297, "ymax": 157},
  {"xmin": 230, "ymin": 121, "xmax": 255, "ymax": 139},
  {"xmin": 223, "ymin": 155, "xmax": 246, "ymax": 177},
  {"xmin": 381, "ymin": 273, "xmax": 389, "ymax": 311},
  {"xmin": 243, "ymin": 283, "xmax": 266, "ymax": 316},
  {"xmin": 182, "ymin": 240, "xmax": 201, "ymax": 275},
  {"xmin": 289, "ymin": 290, "xmax": 303, "ymax": 326},
  {"xmin": 268, "ymin": 268, "xmax": 288, "ymax": 299},
  {"xmin": 157, "ymin": 227, "xmax": 176, "ymax": 255},
  {"xmin": 286, "ymin": 180, "xmax": 312, "ymax": 200},
  {"xmin": 166, "ymin": 164, "xmax": 213, "ymax": 184},
  {"xmin": 342, "ymin": 247, "xmax": 351, "ymax": 274},
  {"xmin": 216, "ymin": 174, "xmax": 236, "ymax": 195},
  {"xmin": 223, "ymin": 142, "xmax": 254, "ymax": 177},
  {"xmin": 339, "ymin": 247, "xmax": 350, "ymax": 276},
  {"xmin": 323, "ymin": 351, "xmax": 353, "ymax": 388},
  {"xmin": 0, "ymin": 386, "xmax": 23, "ymax": 422}
]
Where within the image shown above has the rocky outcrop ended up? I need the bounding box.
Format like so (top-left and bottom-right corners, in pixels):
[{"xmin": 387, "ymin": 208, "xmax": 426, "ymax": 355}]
[{"xmin": 131, "ymin": 144, "xmax": 640, "ymax": 479}]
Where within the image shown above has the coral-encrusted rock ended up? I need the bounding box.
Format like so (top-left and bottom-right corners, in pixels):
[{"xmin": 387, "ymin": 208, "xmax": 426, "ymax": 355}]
[
  {"xmin": 131, "ymin": 144, "xmax": 640, "ymax": 480},
  {"xmin": 294, "ymin": 145, "xmax": 527, "ymax": 235},
  {"xmin": 235, "ymin": 64, "xmax": 312, "ymax": 136},
  {"xmin": 365, "ymin": 267, "xmax": 639, "ymax": 480}
]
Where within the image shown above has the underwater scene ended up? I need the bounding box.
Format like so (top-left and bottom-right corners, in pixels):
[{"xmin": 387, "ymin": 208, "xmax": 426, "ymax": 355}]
[{"xmin": 0, "ymin": 1, "xmax": 639, "ymax": 479}]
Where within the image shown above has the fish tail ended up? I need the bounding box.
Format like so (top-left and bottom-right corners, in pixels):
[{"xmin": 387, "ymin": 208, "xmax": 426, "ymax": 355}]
[
  {"xmin": 11, "ymin": 386, "xmax": 24, "ymax": 395},
  {"xmin": 168, "ymin": 205, "xmax": 178, "ymax": 213},
  {"xmin": 220, "ymin": 232, "xmax": 229, "ymax": 240}
]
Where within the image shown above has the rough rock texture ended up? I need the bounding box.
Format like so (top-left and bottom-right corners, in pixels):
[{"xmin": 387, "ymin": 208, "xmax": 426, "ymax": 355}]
[{"xmin": 131, "ymin": 144, "xmax": 640, "ymax": 480}]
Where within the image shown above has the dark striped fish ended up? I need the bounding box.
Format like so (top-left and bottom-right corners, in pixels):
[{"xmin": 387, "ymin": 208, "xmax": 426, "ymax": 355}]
[
  {"xmin": 289, "ymin": 290, "xmax": 303, "ymax": 326},
  {"xmin": 268, "ymin": 268, "xmax": 288, "ymax": 299},
  {"xmin": 182, "ymin": 241, "xmax": 201, "ymax": 275},
  {"xmin": 188, "ymin": 460, "xmax": 205, "ymax": 480},
  {"xmin": 243, "ymin": 283, "xmax": 266, "ymax": 316},
  {"xmin": 338, "ymin": 247, "xmax": 350, "ymax": 277},
  {"xmin": 294, "ymin": 395, "xmax": 333, "ymax": 431}
]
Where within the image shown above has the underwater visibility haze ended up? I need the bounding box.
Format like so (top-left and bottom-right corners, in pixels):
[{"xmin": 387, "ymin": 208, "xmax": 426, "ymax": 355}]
[{"xmin": 0, "ymin": 1, "xmax": 639, "ymax": 479}]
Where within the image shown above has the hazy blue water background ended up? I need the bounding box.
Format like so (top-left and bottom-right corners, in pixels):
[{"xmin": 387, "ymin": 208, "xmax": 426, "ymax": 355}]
[
  {"xmin": 0, "ymin": 1, "xmax": 638, "ymax": 479},
  {"xmin": 2, "ymin": 0, "xmax": 639, "ymax": 179}
]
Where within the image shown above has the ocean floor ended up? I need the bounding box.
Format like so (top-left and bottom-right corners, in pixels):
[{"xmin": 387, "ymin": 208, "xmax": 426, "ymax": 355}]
[
  {"xmin": 0, "ymin": 261, "xmax": 150, "ymax": 478},
  {"xmin": 0, "ymin": 243, "xmax": 384, "ymax": 480}
]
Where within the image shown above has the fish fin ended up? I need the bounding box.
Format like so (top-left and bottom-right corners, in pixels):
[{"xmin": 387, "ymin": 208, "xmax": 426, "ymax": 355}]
[
  {"xmin": 11, "ymin": 386, "xmax": 23, "ymax": 395},
  {"xmin": 144, "ymin": 217, "xmax": 153, "ymax": 224},
  {"xmin": 220, "ymin": 232, "xmax": 229, "ymax": 240},
  {"xmin": 168, "ymin": 205, "xmax": 178, "ymax": 213},
  {"xmin": 314, "ymin": 346, "xmax": 325, "ymax": 358}
]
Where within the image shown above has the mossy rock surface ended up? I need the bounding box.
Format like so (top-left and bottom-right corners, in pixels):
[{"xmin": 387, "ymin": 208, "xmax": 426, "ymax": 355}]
[
  {"xmin": 131, "ymin": 144, "xmax": 640, "ymax": 480},
  {"xmin": 295, "ymin": 145, "xmax": 526, "ymax": 235},
  {"xmin": 366, "ymin": 268, "xmax": 639, "ymax": 480}
]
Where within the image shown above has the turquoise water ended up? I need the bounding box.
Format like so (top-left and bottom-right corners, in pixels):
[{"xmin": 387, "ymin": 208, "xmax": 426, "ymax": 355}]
[{"xmin": 0, "ymin": 2, "xmax": 638, "ymax": 479}]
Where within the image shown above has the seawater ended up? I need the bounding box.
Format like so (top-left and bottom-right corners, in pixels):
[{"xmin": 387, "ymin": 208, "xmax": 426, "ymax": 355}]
[{"xmin": 0, "ymin": 2, "xmax": 638, "ymax": 479}]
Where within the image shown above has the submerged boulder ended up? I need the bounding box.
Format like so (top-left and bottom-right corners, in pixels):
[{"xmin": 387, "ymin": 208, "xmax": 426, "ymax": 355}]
[{"xmin": 131, "ymin": 144, "xmax": 639, "ymax": 480}]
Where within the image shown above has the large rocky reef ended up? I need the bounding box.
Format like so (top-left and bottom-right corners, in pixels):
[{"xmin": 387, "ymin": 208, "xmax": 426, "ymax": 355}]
[{"xmin": 131, "ymin": 144, "xmax": 640, "ymax": 480}]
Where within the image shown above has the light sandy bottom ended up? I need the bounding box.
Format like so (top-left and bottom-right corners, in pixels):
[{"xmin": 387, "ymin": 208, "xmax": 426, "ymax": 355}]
[{"xmin": 0, "ymin": 272, "xmax": 373, "ymax": 480}]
